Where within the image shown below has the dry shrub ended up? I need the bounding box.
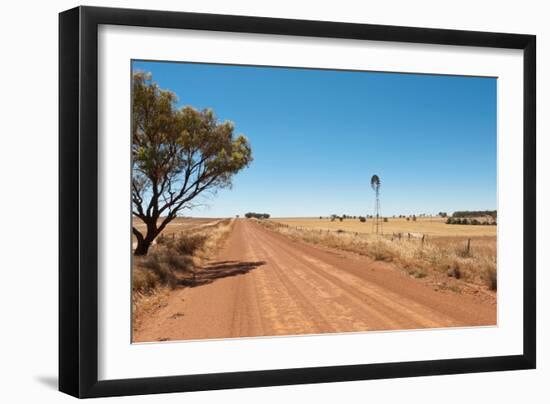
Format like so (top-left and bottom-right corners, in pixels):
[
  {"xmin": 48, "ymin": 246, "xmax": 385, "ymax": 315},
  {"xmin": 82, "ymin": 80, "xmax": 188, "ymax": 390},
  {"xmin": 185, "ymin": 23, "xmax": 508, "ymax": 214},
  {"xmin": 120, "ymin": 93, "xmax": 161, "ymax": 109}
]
[
  {"xmin": 132, "ymin": 219, "xmax": 235, "ymax": 293},
  {"xmin": 132, "ymin": 219, "xmax": 236, "ymax": 331},
  {"xmin": 408, "ymin": 268, "xmax": 427, "ymax": 278},
  {"xmin": 138, "ymin": 251, "xmax": 178, "ymax": 288},
  {"xmin": 163, "ymin": 249, "xmax": 194, "ymax": 271},
  {"xmin": 173, "ymin": 233, "xmax": 208, "ymax": 255},
  {"xmin": 156, "ymin": 233, "xmax": 170, "ymax": 245},
  {"xmin": 484, "ymin": 264, "xmax": 497, "ymax": 290},
  {"xmin": 132, "ymin": 265, "xmax": 160, "ymax": 293},
  {"xmin": 132, "ymin": 286, "xmax": 171, "ymax": 331},
  {"xmin": 447, "ymin": 261, "xmax": 462, "ymax": 279},
  {"xmin": 370, "ymin": 240, "xmax": 393, "ymax": 261},
  {"xmin": 260, "ymin": 221, "xmax": 496, "ymax": 292}
]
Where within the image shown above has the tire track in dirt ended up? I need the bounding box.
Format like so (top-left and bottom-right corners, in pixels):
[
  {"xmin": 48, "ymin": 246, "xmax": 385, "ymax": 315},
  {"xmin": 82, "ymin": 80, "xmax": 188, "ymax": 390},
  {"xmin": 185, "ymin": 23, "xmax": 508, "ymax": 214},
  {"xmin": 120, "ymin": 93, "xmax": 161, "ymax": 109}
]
[
  {"xmin": 250, "ymin": 226, "xmax": 454, "ymax": 329},
  {"xmin": 133, "ymin": 219, "xmax": 496, "ymax": 342}
]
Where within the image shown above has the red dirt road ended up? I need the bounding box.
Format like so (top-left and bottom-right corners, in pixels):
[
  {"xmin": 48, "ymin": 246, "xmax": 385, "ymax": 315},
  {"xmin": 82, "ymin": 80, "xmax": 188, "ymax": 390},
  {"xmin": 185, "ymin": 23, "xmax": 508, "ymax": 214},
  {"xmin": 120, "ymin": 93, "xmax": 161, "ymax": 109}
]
[{"xmin": 133, "ymin": 219, "xmax": 496, "ymax": 342}]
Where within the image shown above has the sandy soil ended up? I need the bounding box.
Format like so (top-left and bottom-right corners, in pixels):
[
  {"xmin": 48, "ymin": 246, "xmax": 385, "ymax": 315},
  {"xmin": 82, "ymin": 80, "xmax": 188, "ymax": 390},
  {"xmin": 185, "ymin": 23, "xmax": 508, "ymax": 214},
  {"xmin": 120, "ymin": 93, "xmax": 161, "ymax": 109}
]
[{"xmin": 133, "ymin": 219, "xmax": 496, "ymax": 342}]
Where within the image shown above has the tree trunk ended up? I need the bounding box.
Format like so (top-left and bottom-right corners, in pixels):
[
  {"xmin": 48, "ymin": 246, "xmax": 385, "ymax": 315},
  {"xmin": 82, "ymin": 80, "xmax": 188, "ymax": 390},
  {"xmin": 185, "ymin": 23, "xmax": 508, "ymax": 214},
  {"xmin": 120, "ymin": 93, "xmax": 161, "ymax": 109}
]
[
  {"xmin": 134, "ymin": 237, "xmax": 152, "ymax": 256},
  {"xmin": 133, "ymin": 215, "xmax": 173, "ymax": 256},
  {"xmin": 133, "ymin": 225, "xmax": 155, "ymax": 256}
]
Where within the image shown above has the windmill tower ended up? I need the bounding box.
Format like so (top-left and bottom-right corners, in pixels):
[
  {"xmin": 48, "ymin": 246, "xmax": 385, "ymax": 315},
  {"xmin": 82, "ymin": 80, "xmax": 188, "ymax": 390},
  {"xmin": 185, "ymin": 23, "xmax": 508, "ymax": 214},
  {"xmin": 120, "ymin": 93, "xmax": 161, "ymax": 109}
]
[{"xmin": 371, "ymin": 175, "xmax": 382, "ymax": 234}]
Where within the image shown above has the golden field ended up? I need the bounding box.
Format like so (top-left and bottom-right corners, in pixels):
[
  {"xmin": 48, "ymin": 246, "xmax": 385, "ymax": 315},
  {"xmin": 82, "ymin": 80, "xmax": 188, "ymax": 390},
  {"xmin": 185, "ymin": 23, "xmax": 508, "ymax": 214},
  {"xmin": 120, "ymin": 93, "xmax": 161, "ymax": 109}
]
[
  {"xmin": 262, "ymin": 217, "xmax": 497, "ymax": 293},
  {"xmin": 271, "ymin": 217, "xmax": 496, "ymax": 237},
  {"xmin": 132, "ymin": 217, "xmax": 221, "ymax": 243}
]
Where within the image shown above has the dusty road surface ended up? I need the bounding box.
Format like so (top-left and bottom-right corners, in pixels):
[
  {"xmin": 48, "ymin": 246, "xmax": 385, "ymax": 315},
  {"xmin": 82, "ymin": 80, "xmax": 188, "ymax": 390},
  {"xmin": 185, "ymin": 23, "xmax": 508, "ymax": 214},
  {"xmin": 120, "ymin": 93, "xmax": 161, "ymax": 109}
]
[{"xmin": 133, "ymin": 220, "xmax": 496, "ymax": 342}]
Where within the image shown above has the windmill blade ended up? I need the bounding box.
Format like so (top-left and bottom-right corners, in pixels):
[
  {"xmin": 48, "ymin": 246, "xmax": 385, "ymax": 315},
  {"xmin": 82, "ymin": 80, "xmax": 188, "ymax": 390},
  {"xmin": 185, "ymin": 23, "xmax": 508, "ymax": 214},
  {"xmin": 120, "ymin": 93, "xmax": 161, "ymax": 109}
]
[{"xmin": 370, "ymin": 174, "xmax": 381, "ymax": 191}]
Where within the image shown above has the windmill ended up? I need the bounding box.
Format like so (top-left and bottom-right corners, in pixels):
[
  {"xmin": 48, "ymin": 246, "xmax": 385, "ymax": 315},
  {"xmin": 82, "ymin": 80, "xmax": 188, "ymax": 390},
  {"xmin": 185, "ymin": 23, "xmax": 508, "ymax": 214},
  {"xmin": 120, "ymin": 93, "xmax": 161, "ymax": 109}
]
[{"xmin": 371, "ymin": 174, "xmax": 382, "ymax": 234}]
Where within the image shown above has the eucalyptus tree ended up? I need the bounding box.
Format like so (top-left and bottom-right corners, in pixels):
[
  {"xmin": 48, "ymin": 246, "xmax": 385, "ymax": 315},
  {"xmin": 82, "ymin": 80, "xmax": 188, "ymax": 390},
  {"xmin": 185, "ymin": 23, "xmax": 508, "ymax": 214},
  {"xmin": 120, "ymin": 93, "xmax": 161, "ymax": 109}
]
[{"xmin": 132, "ymin": 72, "xmax": 253, "ymax": 255}]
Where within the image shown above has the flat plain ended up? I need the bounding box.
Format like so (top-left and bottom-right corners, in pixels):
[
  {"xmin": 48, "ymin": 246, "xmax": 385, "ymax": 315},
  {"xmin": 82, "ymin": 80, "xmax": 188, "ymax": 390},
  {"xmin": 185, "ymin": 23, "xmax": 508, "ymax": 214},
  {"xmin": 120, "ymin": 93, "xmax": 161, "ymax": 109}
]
[
  {"xmin": 271, "ymin": 217, "xmax": 497, "ymax": 237},
  {"xmin": 132, "ymin": 217, "xmax": 221, "ymax": 243},
  {"xmin": 133, "ymin": 219, "xmax": 496, "ymax": 342},
  {"xmin": 132, "ymin": 217, "xmax": 497, "ymax": 342}
]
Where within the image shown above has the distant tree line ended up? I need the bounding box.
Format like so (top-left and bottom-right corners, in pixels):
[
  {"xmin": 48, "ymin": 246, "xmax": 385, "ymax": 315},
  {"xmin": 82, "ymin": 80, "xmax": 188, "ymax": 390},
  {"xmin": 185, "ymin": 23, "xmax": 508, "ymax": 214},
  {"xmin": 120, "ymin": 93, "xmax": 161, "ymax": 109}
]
[
  {"xmin": 328, "ymin": 214, "xmax": 369, "ymax": 222},
  {"xmin": 244, "ymin": 212, "xmax": 270, "ymax": 219},
  {"xmin": 323, "ymin": 213, "xmax": 450, "ymax": 222},
  {"xmin": 446, "ymin": 217, "xmax": 496, "ymax": 225},
  {"xmin": 452, "ymin": 210, "xmax": 497, "ymax": 219}
]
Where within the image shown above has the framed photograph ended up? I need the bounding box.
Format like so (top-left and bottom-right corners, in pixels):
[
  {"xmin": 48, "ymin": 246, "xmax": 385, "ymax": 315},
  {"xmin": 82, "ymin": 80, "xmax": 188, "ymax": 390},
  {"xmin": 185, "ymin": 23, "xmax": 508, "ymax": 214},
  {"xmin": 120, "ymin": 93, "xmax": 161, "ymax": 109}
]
[{"xmin": 59, "ymin": 6, "xmax": 536, "ymax": 398}]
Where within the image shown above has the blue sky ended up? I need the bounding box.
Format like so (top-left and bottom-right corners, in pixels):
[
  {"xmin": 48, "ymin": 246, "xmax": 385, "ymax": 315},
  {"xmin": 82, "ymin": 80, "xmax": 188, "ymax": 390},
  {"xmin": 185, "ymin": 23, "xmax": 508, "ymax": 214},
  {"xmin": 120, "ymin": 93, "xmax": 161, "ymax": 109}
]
[{"xmin": 132, "ymin": 60, "xmax": 497, "ymax": 218}]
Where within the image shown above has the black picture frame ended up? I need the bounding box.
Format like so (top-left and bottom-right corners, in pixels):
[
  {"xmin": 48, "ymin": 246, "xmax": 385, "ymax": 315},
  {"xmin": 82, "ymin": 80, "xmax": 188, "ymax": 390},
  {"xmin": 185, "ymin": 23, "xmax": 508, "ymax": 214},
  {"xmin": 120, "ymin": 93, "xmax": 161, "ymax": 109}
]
[{"xmin": 59, "ymin": 6, "xmax": 536, "ymax": 398}]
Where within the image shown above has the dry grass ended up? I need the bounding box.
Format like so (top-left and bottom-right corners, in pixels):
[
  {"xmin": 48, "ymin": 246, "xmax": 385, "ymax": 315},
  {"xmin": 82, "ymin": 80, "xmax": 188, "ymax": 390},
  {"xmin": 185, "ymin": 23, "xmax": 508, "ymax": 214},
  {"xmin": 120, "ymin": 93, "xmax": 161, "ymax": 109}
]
[
  {"xmin": 132, "ymin": 286, "xmax": 171, "ymax": 332},
  {"xmin": 272, "ymin": 217, "xmax": 497, "ymax": 237},
  {"xmin": 132, "ymin": 218, "xmax": 234, "ymax": 328},
  {"xmin": 260, "ymin": 220, "xmax": 497, "ymax": 292},
  {"xmin": 132, "ymin": 217, "xmax": 222, "ymax": 243},
  {"xmin": 158, "ymin": 233, "xmax": 209, "ymax": 256}
]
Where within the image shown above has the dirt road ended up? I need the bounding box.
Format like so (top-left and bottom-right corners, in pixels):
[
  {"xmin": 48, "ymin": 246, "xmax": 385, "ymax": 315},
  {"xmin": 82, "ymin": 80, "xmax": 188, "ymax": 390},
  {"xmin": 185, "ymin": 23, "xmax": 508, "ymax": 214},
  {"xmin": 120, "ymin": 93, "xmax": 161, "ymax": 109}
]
[{"xmin": 133, "ymin": 219, "xmax": 496, "ymax": 342}]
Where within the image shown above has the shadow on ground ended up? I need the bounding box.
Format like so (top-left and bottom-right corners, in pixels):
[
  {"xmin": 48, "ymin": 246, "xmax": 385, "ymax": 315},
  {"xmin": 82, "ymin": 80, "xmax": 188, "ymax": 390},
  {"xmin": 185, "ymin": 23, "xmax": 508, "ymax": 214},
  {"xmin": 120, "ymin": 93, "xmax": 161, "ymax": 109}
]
[
  {"xmin": 35, "ymin": 375, "xmax": 58, "ymax": 390},
  {"xmin": 183, "ymin": 260, "xmax": 266, "ymax": 287}
]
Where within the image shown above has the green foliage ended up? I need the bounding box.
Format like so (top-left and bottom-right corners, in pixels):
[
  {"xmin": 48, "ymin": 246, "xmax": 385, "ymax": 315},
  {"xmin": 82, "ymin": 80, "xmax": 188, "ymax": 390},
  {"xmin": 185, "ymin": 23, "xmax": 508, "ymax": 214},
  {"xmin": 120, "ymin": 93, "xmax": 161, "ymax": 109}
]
[
  {"xmin": 244, "ymin": 212, "xmax": 270, "ymax": 219},
  {"xmin": 131, "ymin": 72, "xmax": 253, "ymax": 255},
  {"xmin": 452, "ymin": 210, "xmax": 497, "ymax": 218}
]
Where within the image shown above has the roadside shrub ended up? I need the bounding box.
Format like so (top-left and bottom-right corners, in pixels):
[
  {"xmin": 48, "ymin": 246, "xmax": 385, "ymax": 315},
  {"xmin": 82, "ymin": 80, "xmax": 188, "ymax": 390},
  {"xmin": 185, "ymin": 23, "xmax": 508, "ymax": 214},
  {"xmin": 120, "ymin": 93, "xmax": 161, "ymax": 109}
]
[
  {"xmin": 359, "ymin": 216, "xmax": 366, "ymax": 222},
  {"xmin": 383, "ymin": 217, "xmax": 388, "ymax": 222},
  {"xmin": 163, "ymin": 249, "xmax": 194, "ymax": 272},
  {"xmin": 370, "ymin": 241, "xmax": 393, "ymax": 261},
  {"xmin": 485, "ymin": 265, "xmax": 497, "ymax": 290},
  {"xmin": 141, "ymin": 253, "xmax": 162, "ymax": 272},
  {"xmin": 408, "ymin": 268, "xmax": 427, "ymax": 279},
  {"xmin": 156, "ymin": 233, "xmax": 170, "ymax": 245},
  {"xmin": 140, "ymin": 252, "xmax": 178, "ymax": 288},
  {"xmin": 173, "ymin": 233, "xmax": 208, "ymax": 255},
  {"xmin": 447, "ymin": 261, "xmax": 462, "ymax": 279},
  {"xmin": 132, "ymin": 266, "xmax": 160, "ymax": 293}
]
